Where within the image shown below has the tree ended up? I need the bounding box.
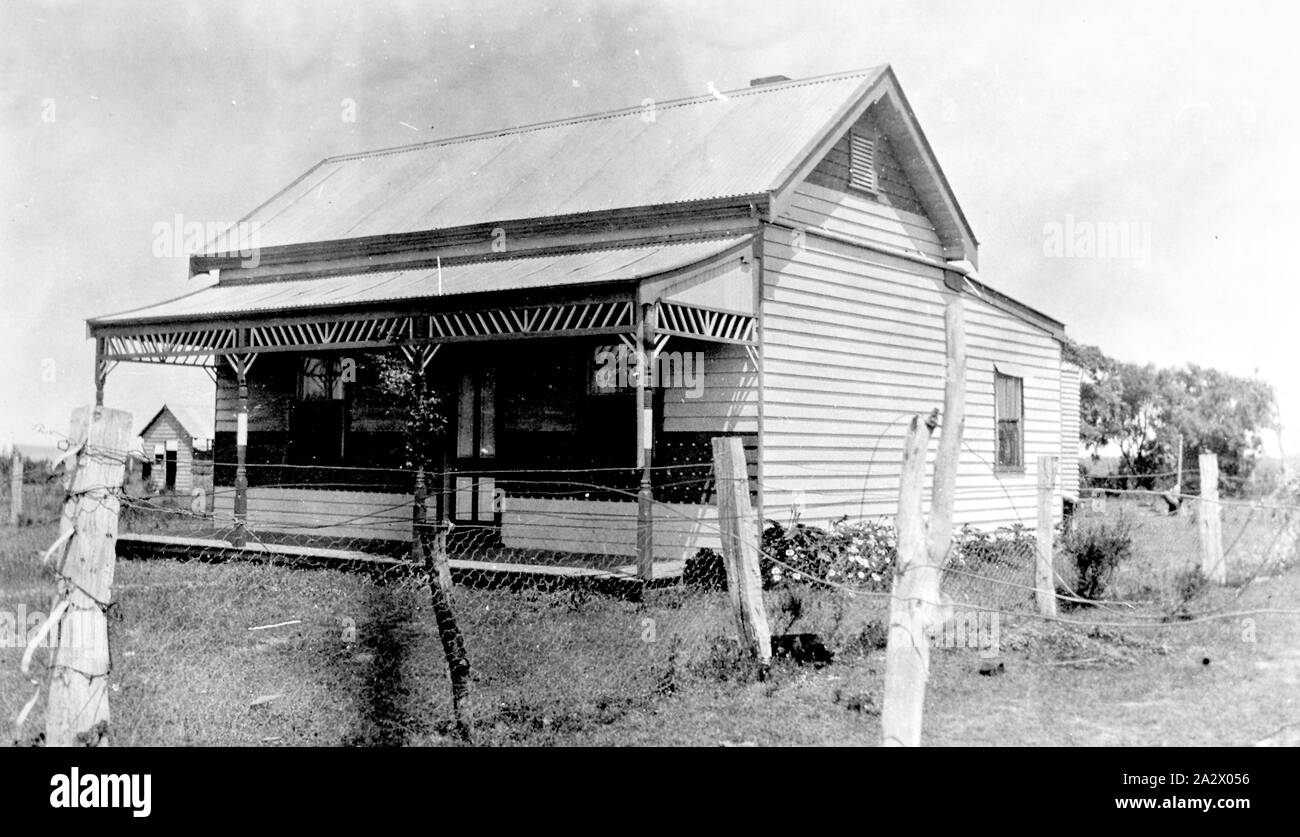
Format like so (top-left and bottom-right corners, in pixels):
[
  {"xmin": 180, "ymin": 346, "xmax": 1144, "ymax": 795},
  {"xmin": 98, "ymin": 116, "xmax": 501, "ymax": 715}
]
[
  {"xmin": 1062, "ymin": 339, "xmax": 1123, "ymax": 455},
  {"xmin": 1063, "ymin": 339, "xmax": 1277, "ymax": 495},
  {"xmin": 370, "ymin": 348, "xmax": 474, "ymax": 739},
  {"xmin": 1064, "ymin": 339, "xmax": 1167, "ymax": 484},
  {"xmin": 372, "ymin": 351, "xmax": 446, "ymax": 469},
  {"xmin": 1160, "ymin": 364, "xmax": 1275, "ymax": 491}
]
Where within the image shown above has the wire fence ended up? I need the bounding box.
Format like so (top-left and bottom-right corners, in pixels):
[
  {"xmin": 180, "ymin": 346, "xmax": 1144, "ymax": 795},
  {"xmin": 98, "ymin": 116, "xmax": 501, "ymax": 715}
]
[{"xmin": 4, "ymin": 442, "xmax": 1300, "ymax": 745}]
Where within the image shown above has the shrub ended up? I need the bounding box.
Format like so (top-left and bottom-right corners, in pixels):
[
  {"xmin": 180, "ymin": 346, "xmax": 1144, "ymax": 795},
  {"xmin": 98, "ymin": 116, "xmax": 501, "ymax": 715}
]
[
  {"xmin": 684, "ymin": 545, "xmax": 779, "ymax": 589},
  {"xmin": 949, "ymin": 523, "xmax": 1037, "ymax": 572},
  {"xmin": 1060, "ymin": 518, "xmax": 1133, "ymax": 601},
  {"xmin": 850, "ymin": 620, "xmax": 889, "ymax": 654},
  {"xmin": 761, "ymin": 517, "xmax": 895, "ymax": 591},
  {"xmin": 762, "ymin": 518, "xmax": 831, "ymax": 583},
  {"xmin": 758, "ymin": 517, "xmax": 1039, "ymax": 592},
  {"xmin": 683, "ymin": 547, "xmax": 727, "ymax": 590},
  {"xmin": 1167, "ymin": 567, "xmax": 1208, "ymax": 620}
]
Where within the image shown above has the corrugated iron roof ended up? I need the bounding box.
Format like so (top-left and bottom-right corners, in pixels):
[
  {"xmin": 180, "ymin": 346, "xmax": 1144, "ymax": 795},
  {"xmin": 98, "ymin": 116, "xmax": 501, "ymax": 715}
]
[
  {"xmin": 205, "ymin": 68, "xmax": 886, "ymax": 253},
  {"xmin": 93, "ymin": 237, "xmax": 750, "ymax": 325}
]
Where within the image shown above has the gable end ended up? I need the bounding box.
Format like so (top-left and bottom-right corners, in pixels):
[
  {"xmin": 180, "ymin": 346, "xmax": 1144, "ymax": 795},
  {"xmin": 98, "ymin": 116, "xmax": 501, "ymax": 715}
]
[{"xmin": 805, "ymin": 108, "xmax": 926, "ymax": 216}]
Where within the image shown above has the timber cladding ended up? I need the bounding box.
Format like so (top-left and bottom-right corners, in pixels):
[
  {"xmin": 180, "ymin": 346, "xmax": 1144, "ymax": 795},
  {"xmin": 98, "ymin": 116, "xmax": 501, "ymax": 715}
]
[
  {"xmin": 763, "ymin": 196, "xmax": 1065, "ymax": 529},
  {"xmin": 804, "ymin": 106, "xmax": 925, "ymax": 216},
  {"xmin": 210, "ymin": 488, "xmax": 724, "ymax": 562}
]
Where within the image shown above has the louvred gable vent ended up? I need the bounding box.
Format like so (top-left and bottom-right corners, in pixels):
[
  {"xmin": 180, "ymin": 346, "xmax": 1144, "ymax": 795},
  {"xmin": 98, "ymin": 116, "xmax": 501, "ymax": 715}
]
[{"xmin": 849, "ymin": 131, "xmax": 877, "ymax": 192}]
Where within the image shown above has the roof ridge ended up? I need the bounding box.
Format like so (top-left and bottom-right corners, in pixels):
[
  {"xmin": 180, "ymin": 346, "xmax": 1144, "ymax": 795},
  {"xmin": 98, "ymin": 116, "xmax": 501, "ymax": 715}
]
[
  {"xmin": 214, "ymin": 232, "xmax": 754, "ymax": 286},
  {"xmin": 324, "ymin": 66, "xmax": 886, "ymax": 164}
]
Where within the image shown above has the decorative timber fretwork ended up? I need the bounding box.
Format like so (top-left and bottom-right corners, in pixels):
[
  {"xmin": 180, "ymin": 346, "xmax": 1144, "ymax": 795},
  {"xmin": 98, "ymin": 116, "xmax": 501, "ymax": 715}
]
[
  {"xmin": 617, "ymin": 332, "xmax": 670, "ymax": 361},
  {"xmin": 100, "ymin": 324, "xmax": 236, "ymax": 363},
  {"xmin": 656, "ymin": 301, "xmax": 757, "ymax": 345},
  {"xmin": 248, "ymin": 315, "xmax": 414, "ymax": 351},
  {"xmin": 94, "ymin": 297, "xmax": 755, "ymax": 366},
  {"xmin": 426, "ymin": 299, "xmax": 634, "ymax": 341},
  {"xmin": 224, "ymin": 353, "xmax": 259, "ymax": 378},
  {"xmin": 400, "ymin": 343, "xmax": 441, "ymax": 372},
  {"xmin": 95, "ymin": 357, "xmax": 118, "ymax": 389}
]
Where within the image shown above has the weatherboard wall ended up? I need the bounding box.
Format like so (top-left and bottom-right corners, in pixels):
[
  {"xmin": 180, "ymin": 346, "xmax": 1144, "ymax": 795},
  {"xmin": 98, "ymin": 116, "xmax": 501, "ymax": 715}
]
[
  {"xmin": 763, "ymin": 183, "xmax": 1065, "ymax": 529},
  {"xmin": 1060, "ymin": 360, "xmax": 1082, "ymax": 499},
  {"xmin": 211, "ymin": 488, "xmax": 719, "ymax": 561}
]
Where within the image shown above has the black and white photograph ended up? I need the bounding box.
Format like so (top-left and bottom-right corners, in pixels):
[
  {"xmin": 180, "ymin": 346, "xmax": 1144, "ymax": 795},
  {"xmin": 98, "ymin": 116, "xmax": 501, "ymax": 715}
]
[{"xmin": 0, "ymin": 0, "xmax": 1296, "ymax": 791}]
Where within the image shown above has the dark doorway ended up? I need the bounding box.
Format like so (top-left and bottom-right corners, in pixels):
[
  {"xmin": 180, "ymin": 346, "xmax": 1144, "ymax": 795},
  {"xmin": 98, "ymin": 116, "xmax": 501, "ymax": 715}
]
[
  {"xmin": 452, "ymin": 367, "xmax": 497, "ymax": 525},
  {"xmin": 164, "ymin": 445, "xmax": 177, "ymax": 489}
]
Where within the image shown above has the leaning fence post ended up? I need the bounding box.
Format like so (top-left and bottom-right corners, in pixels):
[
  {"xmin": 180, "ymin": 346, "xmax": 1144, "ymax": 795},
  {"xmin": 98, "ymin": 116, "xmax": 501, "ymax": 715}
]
[
  {"xmin": 712, "ymin": 436, "xmax": 771, "ymax": 671},
  {"xmin": 1036, "ymin": 455, "xmax": 1060, "ymax": 616},
  {"xmin": 1198, "ymin": 453, "xmax": 1225, "ymax": 583},
  {"xmin": 46, "ymin": 405, "xmax": 132, "ymax": 747},
  {"xmin": 9, "ymin": 446, "xmax": 21, "ymax": 526}
]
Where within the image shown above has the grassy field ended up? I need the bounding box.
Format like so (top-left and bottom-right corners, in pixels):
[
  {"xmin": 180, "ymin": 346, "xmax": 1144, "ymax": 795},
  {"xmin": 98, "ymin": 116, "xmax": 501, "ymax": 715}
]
[{"xmin": 3, "ymin": 482, "xmax": 1299, "ymax": 746}]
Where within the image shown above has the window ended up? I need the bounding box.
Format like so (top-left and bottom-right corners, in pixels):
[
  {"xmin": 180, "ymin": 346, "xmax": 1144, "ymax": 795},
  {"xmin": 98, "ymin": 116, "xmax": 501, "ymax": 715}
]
[
  {"xmin": 456, "ymin": 369, "xmax": 496, "ymax": 459},
  {"xmin": 298, "ymin": 357, "xmax": 345, "ymax": 401},
  {"xmin": 994, "ymin": 372, "xmax": 1024, "ymax": 469},
  {"xmin": 849, "ymin": 130, "xmax": 878, "ymax": 193}
]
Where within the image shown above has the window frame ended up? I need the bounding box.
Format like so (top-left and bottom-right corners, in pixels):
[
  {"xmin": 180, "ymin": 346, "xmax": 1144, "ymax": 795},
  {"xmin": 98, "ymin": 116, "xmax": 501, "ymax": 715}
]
[
  {"xmin": 298, "ymin": 356, "xmax": 346, "ymax": 401},
  {"xmin": 993, "ymin": 370, "xmax": 1025, "ymax": 472}
]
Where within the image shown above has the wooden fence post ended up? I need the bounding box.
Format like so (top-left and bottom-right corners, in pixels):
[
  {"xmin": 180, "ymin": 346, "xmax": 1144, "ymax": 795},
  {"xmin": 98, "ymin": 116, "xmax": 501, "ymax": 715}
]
[
  {"xmin": 881, "ymin": 296, "xmax": 966, "ymax": 747},
  {"xmin": 1198, "ymin": 453, "xmax": 1225, "ymax": 583},
  {"xmin": 46, "ymin": 406, "xmax": 132, "ymax": 747},
  {"xmin": 712, "ymin": 436, "xmax": 771, "ymax": 670},
  {"xmin": 1036, "ymin": 455, "xmax": 1060, "ymax": 616},
  {"xmin": 882, "ymin": 415, "xmax": 938, "ymax": 746},
  {"xmin": 9, "ymin": 447, "xmax": 21, "ymax": 526}
]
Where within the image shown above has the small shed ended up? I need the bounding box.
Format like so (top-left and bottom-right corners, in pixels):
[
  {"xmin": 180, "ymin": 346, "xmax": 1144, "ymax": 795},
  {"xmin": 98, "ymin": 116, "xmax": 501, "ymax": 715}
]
[{"xmin": 137, "ymin": 404, "xmax": 214, "ymax": 495}]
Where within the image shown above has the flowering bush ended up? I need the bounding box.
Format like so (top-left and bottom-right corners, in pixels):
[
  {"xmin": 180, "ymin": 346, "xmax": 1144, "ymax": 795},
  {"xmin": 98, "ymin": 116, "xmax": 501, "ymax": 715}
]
[
  {"xmin": 760, "ymin": 518, "xmax": 1039, "ymax": 592},
  {"xmin": 762, "ymin": 517, "xmax": 896, "ymax": 591}
]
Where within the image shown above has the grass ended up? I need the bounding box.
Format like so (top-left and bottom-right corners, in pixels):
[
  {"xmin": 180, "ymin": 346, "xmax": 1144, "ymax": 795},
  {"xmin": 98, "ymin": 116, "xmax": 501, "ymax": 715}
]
[{"xmin": 4, "ymin": 481, "xmax": 1300, "ymax": 746}]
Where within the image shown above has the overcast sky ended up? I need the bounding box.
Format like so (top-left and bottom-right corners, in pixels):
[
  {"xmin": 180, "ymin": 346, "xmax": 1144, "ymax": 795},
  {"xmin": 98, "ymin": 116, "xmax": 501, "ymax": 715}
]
[{"xmin": 3, "ymin": 0, "xmax": 1297, "ymax": 454}]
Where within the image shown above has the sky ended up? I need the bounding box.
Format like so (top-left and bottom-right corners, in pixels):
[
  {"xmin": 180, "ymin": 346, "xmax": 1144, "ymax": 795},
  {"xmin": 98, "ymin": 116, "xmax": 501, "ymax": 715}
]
[{"xmin": 2, "ymin": 0, "xmax": 1298, "ymax": 455}]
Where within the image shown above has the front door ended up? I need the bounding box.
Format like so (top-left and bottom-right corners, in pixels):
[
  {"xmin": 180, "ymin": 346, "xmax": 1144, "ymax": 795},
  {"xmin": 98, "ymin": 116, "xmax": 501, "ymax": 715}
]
[{"xmin": 452, "ymin": 368, "xmax": 498, "ymax": 526}]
